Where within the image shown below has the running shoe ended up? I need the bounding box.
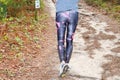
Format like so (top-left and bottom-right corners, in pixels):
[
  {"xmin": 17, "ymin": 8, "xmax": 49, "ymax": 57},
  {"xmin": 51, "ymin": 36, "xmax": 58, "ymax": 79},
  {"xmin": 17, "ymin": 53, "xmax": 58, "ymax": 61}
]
[{"xmin": 59, "ymin": 61, "xmax": 69, "ymax": 77}]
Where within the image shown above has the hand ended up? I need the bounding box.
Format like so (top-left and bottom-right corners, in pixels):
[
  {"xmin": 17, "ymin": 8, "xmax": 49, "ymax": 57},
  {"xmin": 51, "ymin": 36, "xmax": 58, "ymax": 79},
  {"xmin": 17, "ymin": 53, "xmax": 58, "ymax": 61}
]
[{"xmin": 52, "ymin": 0, "xmax": 56, "ymax": 4}]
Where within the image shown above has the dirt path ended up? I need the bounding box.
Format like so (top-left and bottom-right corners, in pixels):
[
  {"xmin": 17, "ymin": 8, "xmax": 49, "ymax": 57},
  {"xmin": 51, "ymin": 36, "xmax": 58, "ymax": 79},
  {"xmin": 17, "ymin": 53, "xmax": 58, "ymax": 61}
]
[
  {"xmin": 6, "ymin": 0, "xmax": 120, "ymax": 80},
  {"xmin": 45, "ymin": 0, "xmax": 120, "ymax": 80}
]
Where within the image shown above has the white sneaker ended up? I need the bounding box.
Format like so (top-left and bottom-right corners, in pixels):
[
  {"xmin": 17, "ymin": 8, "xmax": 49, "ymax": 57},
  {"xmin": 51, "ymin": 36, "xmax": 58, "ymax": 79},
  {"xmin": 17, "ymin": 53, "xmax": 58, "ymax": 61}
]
[
  {"xmin": 59, "ymin": 61, "xmax": 69, "ymax": 77},
  {"xmin": 59, "ymin": 61, "xmax": 65, "ymax": 77}
]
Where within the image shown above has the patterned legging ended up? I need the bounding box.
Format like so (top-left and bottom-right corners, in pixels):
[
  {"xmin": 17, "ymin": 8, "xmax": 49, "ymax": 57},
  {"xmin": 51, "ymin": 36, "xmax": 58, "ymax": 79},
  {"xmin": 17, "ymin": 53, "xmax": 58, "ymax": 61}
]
[{"xmin": 56, "ymin": 10, "xmax": 78, "ymax": 63}]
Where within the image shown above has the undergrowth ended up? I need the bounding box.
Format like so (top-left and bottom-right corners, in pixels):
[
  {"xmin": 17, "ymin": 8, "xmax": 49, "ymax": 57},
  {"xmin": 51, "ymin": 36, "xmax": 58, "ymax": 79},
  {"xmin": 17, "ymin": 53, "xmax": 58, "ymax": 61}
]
[
  {"xmin": 0, "ymin": 0, "xmax": 49, "ymax": 79},
  {"xmin": 85, "ymin": 0, "xmax": 120, "ymax": 22},
  {"xmin": 0, "ymin": 0, "xmax": 44, "ymax": 20}
]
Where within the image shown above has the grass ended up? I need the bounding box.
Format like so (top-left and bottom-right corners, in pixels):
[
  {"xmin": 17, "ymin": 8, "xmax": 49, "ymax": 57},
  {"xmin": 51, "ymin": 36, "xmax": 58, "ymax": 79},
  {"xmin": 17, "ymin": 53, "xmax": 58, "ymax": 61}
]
[{"xmin": 85, "ymin": 0, "xmax": 120, "ymax": 22}]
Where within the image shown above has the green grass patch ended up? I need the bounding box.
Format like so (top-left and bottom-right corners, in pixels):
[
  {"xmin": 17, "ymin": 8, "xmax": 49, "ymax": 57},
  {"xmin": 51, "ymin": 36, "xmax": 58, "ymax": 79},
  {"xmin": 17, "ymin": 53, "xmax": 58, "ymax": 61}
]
[{"xmin": 85, "ymin": 0, "xmax": 120, "ymax": 22}]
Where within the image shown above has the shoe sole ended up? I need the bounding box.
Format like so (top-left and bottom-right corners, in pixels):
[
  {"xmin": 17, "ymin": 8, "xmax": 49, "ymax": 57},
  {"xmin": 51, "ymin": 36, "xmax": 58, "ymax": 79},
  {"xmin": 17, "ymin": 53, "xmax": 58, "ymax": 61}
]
[
  {"xmin": 59, "ymin": 65, "xmax": 69, "ymax": 77},
  {"xmin": 64, "ymin": 65, "xmax": 69, "ymax": 72}
]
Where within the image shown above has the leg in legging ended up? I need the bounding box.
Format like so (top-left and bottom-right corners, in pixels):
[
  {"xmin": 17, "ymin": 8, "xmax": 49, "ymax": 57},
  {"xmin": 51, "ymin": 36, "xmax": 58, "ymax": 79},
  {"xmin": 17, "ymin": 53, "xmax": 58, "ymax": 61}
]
[
  {"xmin": 56, "ymin": 12, "xmax": 67, "ymax": 62},
  {"xmin": 65, "ymin": 11, "xmax": 78, "ymax": 63}
]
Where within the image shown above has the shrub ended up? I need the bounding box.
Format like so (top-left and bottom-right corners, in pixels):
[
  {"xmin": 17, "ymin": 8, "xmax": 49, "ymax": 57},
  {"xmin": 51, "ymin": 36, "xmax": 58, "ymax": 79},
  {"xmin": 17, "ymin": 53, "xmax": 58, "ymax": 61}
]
[
  {"xmin": 85, "ymin": 0, "xmax": 120, "ymax": 21},
  {"xmin": 0, "ymin": 1, "xmax": 7, "ymax": 20},
  {"xmin": 0, "ymin": 0, "xmax": 44, "ymax": 20}
]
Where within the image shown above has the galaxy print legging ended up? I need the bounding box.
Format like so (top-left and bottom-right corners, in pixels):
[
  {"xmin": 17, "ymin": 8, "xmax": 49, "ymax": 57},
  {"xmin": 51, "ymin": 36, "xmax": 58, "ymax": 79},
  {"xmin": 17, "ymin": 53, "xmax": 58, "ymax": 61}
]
[{"xmin": 56, "ymin": 10, "xmax": 78, "ymax": 63}]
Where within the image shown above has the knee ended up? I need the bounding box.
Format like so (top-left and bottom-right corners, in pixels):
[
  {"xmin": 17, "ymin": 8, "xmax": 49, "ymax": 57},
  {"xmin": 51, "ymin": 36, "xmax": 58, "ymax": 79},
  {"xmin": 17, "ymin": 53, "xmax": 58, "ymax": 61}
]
[
  {"xmin": 66, "ymin": 36, "xmax": 73, "ymax": 45},
  {"xmin": 66, "ymin": 33, "xmax": 74, "ymax": 41},
  {"xmin": 58, "ymin": 39, "xmax": 64, "ymax": 45}
]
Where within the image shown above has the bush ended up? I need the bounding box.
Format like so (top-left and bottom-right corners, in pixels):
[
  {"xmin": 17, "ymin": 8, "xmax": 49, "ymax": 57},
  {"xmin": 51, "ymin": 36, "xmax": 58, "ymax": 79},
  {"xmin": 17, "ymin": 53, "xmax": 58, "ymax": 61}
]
[
  {"xmin": 0, "ymin": 0, "xmax": 44, "ymax": 20},
  {"xmin": 7, "ymin": 0, "xmax": 25, "ymax": 17},
  {"xmin": 85, "ymin": 0, "xmax": 120, "ymax": 21},
  {"xmin": 103, "ymin": 0, "xmax": 120, "ymax": 5},
  {"xmin": 0, "ymin": 1, "xmax": 7, "ymax": 20}
]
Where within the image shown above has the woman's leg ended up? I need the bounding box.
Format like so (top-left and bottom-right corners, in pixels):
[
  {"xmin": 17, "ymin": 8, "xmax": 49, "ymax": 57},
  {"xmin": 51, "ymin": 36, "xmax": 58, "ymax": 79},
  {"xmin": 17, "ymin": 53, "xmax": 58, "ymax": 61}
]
[
  {"xmin": 65, "ymin": 11, "xmax": 78, "ymax": 63},
  {"xmin": 56, "ymin": 12, "xmax": 67, "ymax": 62}
]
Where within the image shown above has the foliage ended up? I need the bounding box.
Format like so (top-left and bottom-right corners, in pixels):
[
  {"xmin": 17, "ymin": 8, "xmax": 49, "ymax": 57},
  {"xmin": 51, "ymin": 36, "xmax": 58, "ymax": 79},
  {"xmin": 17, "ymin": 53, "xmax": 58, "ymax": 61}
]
[
  {"xmin": 85, "ymin": 0, "xmax": 120, "ymax": 21},
  {"xmin": 0, "ymin": 0, "xmax": 44, "ymax": 20},
  {"xmin": 0, "ymin": 1, "xmax": 7, "ymax": 20},
  {"xmin": 104, "ymin": 0, "xmax": 120, "ymax": 5}
]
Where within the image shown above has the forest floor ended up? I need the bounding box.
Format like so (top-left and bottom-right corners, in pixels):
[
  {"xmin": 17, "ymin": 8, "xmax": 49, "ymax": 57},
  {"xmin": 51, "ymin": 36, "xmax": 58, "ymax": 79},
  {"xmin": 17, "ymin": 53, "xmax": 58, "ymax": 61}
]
[{"xmin": 0, "ymin": 0, "xmax": 120, "ymax": 80}]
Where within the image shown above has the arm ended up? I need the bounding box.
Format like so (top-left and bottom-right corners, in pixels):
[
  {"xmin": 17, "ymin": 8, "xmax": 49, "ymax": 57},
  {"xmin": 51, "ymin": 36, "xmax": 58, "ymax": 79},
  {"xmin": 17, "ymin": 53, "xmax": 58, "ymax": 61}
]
[{"xmin": 52, "ymin": 0, "xmax": 56, "ymax": 4}]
